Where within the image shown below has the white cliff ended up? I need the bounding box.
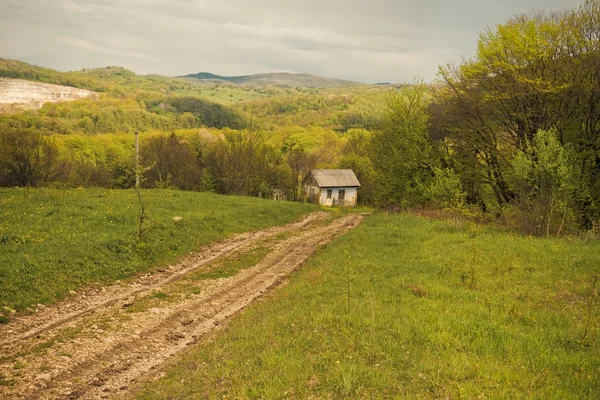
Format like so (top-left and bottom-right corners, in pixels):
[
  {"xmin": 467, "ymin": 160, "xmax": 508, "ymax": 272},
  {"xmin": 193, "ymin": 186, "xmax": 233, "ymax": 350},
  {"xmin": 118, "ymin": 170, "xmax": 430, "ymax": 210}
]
[{"xmin": 0, "ymin": 78, "xmax": 97, "ymax": 112}]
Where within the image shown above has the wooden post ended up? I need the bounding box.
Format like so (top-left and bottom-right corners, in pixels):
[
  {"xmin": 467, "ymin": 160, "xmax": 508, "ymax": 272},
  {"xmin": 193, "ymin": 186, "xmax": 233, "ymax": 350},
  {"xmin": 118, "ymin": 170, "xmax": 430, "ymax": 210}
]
[{"xmin": 135, "ymin": 130, "xmax": 139, "ymax": 188}]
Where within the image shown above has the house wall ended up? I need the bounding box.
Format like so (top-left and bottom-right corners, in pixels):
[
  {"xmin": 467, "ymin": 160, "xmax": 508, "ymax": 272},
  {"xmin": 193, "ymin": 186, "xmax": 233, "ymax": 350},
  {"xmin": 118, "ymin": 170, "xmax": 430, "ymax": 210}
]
[
  {"xmin": 319, "ymin": 187, "xmax": 358, "ymax": 207},
  {"xmin": 305, "ymin": 184, "xmax": 321, "ymax": 203}
]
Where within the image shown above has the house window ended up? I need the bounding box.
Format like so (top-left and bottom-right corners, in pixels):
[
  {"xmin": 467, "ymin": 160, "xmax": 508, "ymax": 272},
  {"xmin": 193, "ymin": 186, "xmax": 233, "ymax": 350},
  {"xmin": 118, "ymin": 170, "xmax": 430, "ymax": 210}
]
[
  {"xmin": 326, "ymin": 189, "xmax": 332, "ymax": 199},
  {"xmin": 338, "ymin": 189, "xmax": 345, "ymax": 201}
]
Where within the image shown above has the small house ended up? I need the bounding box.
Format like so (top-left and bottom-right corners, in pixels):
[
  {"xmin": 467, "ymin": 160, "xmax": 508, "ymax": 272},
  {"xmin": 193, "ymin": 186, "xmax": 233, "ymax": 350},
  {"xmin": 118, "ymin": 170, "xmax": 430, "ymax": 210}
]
[{"xmin": 304, "ymin": 169, "xmax": 360, "ymax": 207}]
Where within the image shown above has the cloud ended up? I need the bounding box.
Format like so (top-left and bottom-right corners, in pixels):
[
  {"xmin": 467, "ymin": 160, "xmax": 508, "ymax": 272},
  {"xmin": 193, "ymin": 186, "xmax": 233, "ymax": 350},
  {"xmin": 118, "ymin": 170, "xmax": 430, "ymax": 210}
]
[{"xmin": 0, "ymin": 0, "xmax": 582, "ymax": 83}]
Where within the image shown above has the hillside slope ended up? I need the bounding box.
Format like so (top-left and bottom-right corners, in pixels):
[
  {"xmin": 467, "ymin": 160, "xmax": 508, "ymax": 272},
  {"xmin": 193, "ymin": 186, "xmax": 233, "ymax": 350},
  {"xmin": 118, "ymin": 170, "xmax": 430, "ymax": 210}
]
[
  {"xmin": 181, "ymin": 71, "xmax": 363, "ymax": 88},
  {"xmin": 138, "ymin": 212, "xmax": 600, "ymax": 399}
]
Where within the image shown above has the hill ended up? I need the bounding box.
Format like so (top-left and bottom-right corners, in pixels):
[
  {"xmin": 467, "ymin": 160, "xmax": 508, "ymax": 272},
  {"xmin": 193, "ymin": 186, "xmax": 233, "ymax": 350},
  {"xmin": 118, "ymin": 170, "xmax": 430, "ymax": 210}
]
[
  {"xmin": 0, "ymin": 188, "xmax": 318, "ymax": 315},
  {"xmin": 181, "ymin": 71, "xmax": 363, "ymax": 88},
  {"xmin": 0, "ymin": 59, "xmax": 273, "ymax": 104}
]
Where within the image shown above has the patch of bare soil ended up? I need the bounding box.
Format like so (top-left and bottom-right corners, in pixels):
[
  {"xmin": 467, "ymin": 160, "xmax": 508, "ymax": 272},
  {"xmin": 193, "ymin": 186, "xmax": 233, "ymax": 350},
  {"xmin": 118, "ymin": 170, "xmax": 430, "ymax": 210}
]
[
  {"xmin": 0, "ymin": 212, "xmax": 363, "ymax": 399},
  {"xmin": 0, "ymin": 78, "xmax": 96, "ymax": 112}
]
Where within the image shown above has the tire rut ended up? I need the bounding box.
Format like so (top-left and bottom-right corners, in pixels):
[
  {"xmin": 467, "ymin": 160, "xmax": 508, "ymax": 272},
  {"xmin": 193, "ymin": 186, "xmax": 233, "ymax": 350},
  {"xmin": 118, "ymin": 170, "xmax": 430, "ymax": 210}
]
[
  {"xmin": 0, "ymin": 211, "xmax": 328, "ymax": 346},
  {"xmin": 0, "ymin": 212, "xmax": 363, "ymax": 400}
]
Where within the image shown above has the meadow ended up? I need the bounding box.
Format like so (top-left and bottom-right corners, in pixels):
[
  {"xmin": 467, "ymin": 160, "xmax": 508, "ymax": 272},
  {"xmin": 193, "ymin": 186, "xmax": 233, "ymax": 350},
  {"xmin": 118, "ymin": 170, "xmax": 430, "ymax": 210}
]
[
  {"xmin": 138, "ymin": 213, "xmax": 600, "ymax": 399},
  {"xmin": 0, "ymin": 188, "xmax": 317, "ymax": 319}
]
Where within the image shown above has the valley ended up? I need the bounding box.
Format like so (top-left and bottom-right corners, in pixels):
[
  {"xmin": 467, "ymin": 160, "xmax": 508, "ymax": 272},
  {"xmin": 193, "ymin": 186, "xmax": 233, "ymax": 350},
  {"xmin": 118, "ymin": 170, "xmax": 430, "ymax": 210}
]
[{"xmin": 1, "ymin": 1, "xmax": 600, "ymax": 397}]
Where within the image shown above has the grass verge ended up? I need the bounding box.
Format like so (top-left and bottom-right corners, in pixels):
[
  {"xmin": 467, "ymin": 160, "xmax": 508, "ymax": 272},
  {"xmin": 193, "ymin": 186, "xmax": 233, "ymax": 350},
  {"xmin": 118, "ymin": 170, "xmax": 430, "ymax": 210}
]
[
  {"xmin": 137, "ymin": 212, "xmax": 600, "ymax": 399},
  {"xmin": 0, "ymin": 188, "xmax": 318, "ymax": 317}
]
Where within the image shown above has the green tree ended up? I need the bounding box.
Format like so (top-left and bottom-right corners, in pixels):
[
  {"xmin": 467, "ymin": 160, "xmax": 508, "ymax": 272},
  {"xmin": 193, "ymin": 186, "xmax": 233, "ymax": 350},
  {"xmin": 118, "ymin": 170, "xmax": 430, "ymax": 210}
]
[
  {"xmin": 204, "ymin": 130, "xmax": 286, "ymax": 197},
  {"xmin": 371, "ymin": 84, "xmax": 435, "ymax": 208},
  {"xmin": 140, "ymin": 132, "xmax": 201, "ymax": 190},
  {"xmin": 430, "ymin": 1, "xmax": 600, "ymax": 226},
  {"xmin": 0, "ymin": 129, "xmax": 67, "ymax": 186},
  {"xmin": 510, "ymin": 129, "xmax": 578, "ymax": 236}
]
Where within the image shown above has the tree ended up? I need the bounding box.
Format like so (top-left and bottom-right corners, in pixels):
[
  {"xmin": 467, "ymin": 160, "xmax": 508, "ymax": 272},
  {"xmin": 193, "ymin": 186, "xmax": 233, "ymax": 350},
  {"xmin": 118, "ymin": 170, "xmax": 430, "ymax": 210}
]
[
  {"xmin": 430, "ymin": 1, "xmax": 600, "ymax": 225},
  {"xmin": 370, "ymin": 84, "xmax": 436, "ymax": 208},
  {"xmin": 337, "ymin": 154, "xmax": 375, "ymax": 205},
  {"xmin": 0, "ymin": 128, "xmax": 67, "ymax": 186},
  {"xmin": 204, "ymin": 130, "xmax": 286, "ymax": 197},
  {"xmin": 140, "ymin": 132, "xmax": 201, "ymax": 190},
  {"xmin": 510, "ymin": 129, "xmax": 578, "ymax": 236},
  {"xmin": 285, "ymin": 146, "xmax": 318, "ymax": 201}
]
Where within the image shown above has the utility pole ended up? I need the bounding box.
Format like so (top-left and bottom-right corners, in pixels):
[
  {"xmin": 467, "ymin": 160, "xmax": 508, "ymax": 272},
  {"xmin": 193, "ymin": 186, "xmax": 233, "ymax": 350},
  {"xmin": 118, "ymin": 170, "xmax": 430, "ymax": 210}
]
[{"xmin": 134, "ymin": 130, "xmax": 139, "ymax": 188}]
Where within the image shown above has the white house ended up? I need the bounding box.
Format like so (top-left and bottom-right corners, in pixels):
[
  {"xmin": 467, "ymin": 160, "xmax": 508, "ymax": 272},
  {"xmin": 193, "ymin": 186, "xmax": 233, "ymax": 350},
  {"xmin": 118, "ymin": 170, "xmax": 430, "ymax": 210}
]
[{"xmin": 304, "ymin": 169, "xmax": 361, "ymax": 207}]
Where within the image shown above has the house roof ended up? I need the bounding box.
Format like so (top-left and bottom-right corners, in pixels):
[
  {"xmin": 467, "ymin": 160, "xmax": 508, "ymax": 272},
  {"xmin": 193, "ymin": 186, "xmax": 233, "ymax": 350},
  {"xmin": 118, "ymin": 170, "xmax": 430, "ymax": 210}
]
[{"xmin": 310, "ymin": 169, "xmax": 361, "ymax": 188}]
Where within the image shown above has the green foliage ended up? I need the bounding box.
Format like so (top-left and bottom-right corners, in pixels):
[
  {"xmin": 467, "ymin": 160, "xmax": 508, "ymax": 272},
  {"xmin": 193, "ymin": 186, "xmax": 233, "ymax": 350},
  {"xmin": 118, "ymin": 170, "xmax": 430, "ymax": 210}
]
[
  {"xmin": 0, "ymin": 59, "xmax": 226, "ymax": 97},
  {"xmin": 0, "ymin": 188, "xmax": 318, "ymax": 315},
  {"xmin": 0, "ymin": 128, "xmax": 67, "ymax": 186},
  {"xmin": 430, "ymin": 1, "xmax": 600, "ymax": 231},
  {"xmin": 236, "ymin": 87, "xmax": 391, "ymax": 130},
  {"xmin": 512, "ymin": 130, "xmax": 575, "ymax": 197},
  {"xmin": 338, "ymin": 93, "xmax": 387, "ymax": 131},
  {"xmin": 167, "ymin": 96, "xmax": 246, "ymax": 129},
  {"xmin": 507, "ymin": 129, "xmax": 579, "ymax": 236},
  {"xmin": 371, "ymin": 84, "xmax": 436, "ymax": 208},
  {"xmin": 140, "ymin": 133, "xmax": 202, "ymax": 190},
  {"xmin": 137, "ymin": 213, "xmax": 600, "ymax": 398},
  {"xmin": 203, "ymin": 130, "xmax": 288, "ymax": 197},
  {"xmin": 0, "ymin": 95, "xmax": 246, "ymax": 135},
  {"xmin": 424, "ymin": 167, "xmax": 467, "ymax": 209},
  {"xmin": 337, "ymin": 154, "xmax": 375, "ymax": 205}
]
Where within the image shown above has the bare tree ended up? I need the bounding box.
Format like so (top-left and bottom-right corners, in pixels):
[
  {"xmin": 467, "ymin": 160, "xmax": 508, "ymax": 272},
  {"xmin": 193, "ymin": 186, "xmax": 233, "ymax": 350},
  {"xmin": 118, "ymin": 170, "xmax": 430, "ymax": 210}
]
[{"xmin": 0, "ymin": 128, "xmax": 67, "ymax": 187}]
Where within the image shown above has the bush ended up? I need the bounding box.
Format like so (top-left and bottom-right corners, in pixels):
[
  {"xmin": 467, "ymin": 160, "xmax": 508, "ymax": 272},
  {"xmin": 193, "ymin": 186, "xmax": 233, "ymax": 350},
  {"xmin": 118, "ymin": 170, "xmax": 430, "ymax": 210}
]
[
  {"xmin": 0, "ymin": 128, "xmax": 69, "ymax": 187},
  {"xmin": 508, "ymin": 129, "xmax": 579, "ymax": 236},
  {"xmin": 424, "ymin": 167, "xmax": 467, "ymax": 209}
]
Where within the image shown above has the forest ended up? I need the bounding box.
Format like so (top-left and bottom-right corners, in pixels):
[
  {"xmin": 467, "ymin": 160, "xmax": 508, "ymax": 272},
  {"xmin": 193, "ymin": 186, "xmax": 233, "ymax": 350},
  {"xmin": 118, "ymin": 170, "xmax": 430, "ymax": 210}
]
[{"xmin": 1, "ymin": 0, "xmax": 599, "ymax": 237}]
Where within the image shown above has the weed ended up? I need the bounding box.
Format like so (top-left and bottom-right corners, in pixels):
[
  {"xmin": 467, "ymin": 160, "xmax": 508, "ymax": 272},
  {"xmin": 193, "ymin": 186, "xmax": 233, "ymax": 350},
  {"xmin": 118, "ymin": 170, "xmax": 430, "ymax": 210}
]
[
  {"xmin": 12, "ymin": 361, "xmax": 25, "ymax": 370},
  {"xmin": 411, "ymin": 285, "xmax": 427, "ymax": 297},
  {"xmin": 0, "ymin": 373, "xmax": 11, "ymax": 387},
  {"xmin": 582, "ymin": 274, "xmax": 599, "ymax": 341},
  {"xmin": 135, "ymin": 186, "xmax": 163, "ymax": 242},
  {"xmin": 460, "ymin": 267, "xmax": 478, "ymax": 289}
]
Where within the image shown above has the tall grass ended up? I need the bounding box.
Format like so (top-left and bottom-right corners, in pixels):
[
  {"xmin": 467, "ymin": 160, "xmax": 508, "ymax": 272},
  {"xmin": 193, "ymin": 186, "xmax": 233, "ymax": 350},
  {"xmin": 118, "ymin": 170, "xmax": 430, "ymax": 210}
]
[
  {"xmin": 0, "ymin": 188, "xmax": 317, "ymax": 316},
  {"xmin": 138, "ymin": 213, "xmax": 600, "ymax": 399}
]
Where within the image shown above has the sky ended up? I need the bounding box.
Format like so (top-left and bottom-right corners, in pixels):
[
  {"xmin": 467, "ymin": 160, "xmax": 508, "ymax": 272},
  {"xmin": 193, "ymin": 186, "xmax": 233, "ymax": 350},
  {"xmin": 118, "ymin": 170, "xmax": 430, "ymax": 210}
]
[{"xmin": 0, "ymin": 0, "xmax": 583, "ymax": 83}]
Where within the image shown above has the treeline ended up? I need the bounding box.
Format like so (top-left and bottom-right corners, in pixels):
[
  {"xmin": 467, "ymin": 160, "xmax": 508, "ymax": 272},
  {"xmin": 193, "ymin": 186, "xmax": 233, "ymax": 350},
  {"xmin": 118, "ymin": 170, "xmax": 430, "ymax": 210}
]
[
  {"xmin": 0, "ymin": 95, "xmax": 247, "ymax": 134},
  {"xmin": 235, "ymin": 88, "xmax": 391, "ymax": 130},
  {"xmin": 0, "ymin": 127, "xmax": 351, "ymax": 200},
  {"xmin": 1, "ymin": 59, "xmax": 393, "ymax": 134},
  {"xmin": 0, "ymin": 60, "xmax": 204, "ymax": 95},
  {"xmin": 2, "ymin": 1, "xmax": 599, "ymax": 236},
  {"xmin": 363, "ymin": 0, "xmax": 600, "ymax": 235}
]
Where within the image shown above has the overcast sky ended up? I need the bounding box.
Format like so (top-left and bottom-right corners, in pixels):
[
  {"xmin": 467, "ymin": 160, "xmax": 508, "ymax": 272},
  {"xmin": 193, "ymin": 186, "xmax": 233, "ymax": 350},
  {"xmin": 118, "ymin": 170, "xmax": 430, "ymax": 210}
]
[{"xmin": 0, "ymin": 0, "xmax": 583, "ymax": 83}]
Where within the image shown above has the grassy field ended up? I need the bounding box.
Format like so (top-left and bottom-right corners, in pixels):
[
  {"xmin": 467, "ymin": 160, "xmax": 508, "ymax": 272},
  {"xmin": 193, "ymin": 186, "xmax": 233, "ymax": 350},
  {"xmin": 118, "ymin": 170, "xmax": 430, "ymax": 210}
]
[
  {"xmin": 138, "ymin": 213, "xmax": 600, "ymax": 399},
  {"xmin": 0, "ymin": 188, "xmax": 317, "ymax": 319}
]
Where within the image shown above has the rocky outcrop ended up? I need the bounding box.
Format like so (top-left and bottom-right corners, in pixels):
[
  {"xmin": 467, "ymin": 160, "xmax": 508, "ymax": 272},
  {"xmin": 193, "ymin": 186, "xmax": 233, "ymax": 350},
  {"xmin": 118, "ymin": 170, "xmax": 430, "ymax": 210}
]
[{"xmin": 0, "ymin": 78, "xmax": 96, "ymax": 113}]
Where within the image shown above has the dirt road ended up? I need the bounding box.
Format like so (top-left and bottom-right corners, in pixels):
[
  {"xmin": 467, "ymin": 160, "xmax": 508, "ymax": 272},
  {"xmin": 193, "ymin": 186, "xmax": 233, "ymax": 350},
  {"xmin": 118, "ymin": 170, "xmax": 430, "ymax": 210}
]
[{"xmin": 0, "ymin": 212, "xmax": 363, "ymax": 399}]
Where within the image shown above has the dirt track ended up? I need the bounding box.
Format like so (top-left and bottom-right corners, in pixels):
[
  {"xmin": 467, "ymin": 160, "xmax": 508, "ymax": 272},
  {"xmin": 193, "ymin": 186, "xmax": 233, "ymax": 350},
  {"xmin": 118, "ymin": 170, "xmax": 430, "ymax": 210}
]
[{"xmin": 0, "ymin": 212, "xmax": 363, "ymax": 399}]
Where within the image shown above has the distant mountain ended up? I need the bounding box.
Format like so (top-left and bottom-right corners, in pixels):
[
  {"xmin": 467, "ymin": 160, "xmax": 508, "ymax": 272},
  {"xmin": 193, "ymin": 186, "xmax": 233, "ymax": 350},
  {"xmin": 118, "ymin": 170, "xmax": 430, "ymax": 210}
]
[{"xmin": 180, "ymin": 72, "xmax": 363, "ymax": 88}]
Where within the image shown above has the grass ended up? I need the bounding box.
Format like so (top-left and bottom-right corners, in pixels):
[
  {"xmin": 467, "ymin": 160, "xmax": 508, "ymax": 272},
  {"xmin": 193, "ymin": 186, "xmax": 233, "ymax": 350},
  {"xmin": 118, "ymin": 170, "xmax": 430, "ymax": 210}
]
[
  {"xmin": 190, "ymin": 246, "xmax": 272, "ymax": 280},
  {"xmin": 0, "ymin": 188, "xmax": 318, "ymax": 318},
  {"xmin": 137, "ymin": 212, "xmax": 600, "ymax": 399}
]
